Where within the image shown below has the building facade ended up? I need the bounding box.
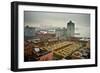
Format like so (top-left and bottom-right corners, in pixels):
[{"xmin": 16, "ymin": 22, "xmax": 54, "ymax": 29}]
[
  {"xmin": 55, "ymin": 28, "xmax": 67, "ymax": 40},
  {"xmin": 24, "ymin": 26, "xmax": 36, "ymax": 40},
  {"xmin": 67, "ymin": 20, "xmax": 75, "ymax": 38}
]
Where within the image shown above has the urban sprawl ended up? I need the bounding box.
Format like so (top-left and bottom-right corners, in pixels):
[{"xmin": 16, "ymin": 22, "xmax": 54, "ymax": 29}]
[{"xmin": 24, "ymin": 21, "xmax": 90, "ymax": 62}]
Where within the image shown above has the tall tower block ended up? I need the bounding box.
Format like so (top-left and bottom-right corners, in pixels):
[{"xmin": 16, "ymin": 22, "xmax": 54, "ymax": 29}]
[{"xmin": 67, "ymin": 20, "xmax": 75, "ymax": 37}]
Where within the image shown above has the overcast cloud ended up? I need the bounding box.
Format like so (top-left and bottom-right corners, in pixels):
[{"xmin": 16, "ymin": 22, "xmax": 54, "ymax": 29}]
[{"xmin": 24, "ymin": 11, "xmax": 90, "ymax": 38}]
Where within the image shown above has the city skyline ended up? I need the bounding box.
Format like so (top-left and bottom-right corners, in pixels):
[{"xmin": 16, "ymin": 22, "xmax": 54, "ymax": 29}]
[{"xmin": 24, "ymin": 11, "xmax": 90, "ymax": 38}]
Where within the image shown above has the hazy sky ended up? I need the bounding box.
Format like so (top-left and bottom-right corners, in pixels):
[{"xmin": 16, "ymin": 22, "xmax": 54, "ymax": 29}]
[{"xmin": 24, "ymin": 11, "xmax": 90, "ymax": 37}]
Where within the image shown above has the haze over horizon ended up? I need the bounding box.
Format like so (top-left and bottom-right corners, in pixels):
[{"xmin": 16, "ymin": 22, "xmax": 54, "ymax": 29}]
[{"xmin": 24, "ymin": 11, "xmax": 90, "ymax": 38}]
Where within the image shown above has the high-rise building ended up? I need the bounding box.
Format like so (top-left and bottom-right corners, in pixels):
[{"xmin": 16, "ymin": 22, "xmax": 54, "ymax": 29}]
[
  {"xmin": 67, "ymin": 20, "xmax": 75, "ymax": 38},
  {"xmin": 24, "ymin": 26, "xmax": 36, "ymax": 40}
]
